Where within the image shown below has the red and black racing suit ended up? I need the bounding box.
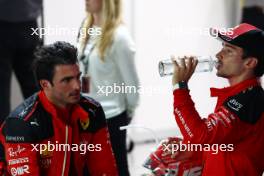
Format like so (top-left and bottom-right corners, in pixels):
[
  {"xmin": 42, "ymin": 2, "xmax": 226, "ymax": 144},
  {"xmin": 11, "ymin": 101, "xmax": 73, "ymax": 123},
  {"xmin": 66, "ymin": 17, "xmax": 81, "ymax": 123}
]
[
  {"xmin": 0, "ymin": 91, "xmax": 118, "ymax": 176},
  {"xmin": 173, "ymin": 78, "xmax": 264, "ymax": 176}
]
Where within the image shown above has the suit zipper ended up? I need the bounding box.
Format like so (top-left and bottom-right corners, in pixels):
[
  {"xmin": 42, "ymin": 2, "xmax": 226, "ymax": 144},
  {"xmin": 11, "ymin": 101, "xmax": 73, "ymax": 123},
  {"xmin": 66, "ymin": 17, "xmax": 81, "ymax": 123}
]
[{"xmin": 61, "ymin": 125, "xmax": 68, "ymax": 176}]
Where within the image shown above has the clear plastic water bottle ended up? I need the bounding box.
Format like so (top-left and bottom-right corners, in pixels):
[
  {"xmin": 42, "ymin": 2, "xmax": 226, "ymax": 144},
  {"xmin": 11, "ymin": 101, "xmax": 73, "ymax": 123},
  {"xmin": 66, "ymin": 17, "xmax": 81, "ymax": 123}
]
[{"xmin": 158, "ymin": 56, "xmax": 217, "ymax": 77}]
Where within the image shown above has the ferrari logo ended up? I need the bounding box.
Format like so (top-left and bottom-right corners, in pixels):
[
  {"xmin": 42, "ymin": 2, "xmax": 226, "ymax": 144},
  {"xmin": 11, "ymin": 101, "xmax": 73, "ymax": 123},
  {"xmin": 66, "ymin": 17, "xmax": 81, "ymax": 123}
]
[
  {"xmin": 80, "ymin": 118, "xmax": 90, "ymax": 130},
  {"xmin": 40, "ymin": 144, "xmax": 53, "ymax": 158}
]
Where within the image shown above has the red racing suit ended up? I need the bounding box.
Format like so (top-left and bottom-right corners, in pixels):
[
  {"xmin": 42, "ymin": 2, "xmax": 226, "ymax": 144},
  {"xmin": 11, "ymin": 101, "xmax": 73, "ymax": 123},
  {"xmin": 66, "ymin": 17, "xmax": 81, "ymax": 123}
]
[
  {"xmin": 0, "ymin": 91, "xmax": 118, "ymax": 176},
  {"xmin": 173, "ymin": 78, "xmax": 264, "ymax": 176}
]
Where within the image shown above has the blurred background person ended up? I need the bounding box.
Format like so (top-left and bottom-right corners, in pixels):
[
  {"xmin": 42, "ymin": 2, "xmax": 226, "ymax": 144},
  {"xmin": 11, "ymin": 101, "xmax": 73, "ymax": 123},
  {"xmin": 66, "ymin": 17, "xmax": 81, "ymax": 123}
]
[
  {"xmin": 78, "ymin": 0, "xmax": 139, "ymax": 175},
  {"xmin": 0, "ymin": 0, "xmax": 42, "ymax": 124},
  {"xmin": 241, "ymin": 0, "xmax": 264, "ymax": 30}
]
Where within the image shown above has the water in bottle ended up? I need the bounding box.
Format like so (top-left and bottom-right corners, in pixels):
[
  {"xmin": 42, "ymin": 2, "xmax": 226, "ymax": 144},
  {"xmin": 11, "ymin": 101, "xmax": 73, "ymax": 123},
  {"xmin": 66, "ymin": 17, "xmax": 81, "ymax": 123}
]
[{"xmin": 158, "ymin": 56, "xmax": 217, "ymax": 77}]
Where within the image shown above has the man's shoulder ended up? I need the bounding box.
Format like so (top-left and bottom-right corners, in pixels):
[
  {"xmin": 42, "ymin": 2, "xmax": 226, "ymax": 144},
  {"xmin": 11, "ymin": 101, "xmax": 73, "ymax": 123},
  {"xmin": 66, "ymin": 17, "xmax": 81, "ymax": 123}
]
[
  {"xmin": 79, "ymin": 94, "xmax": 101, "ymax": 109},
  {"xmin": 229, "ymin": 85, "xmax": 264, "ymax": 105},
  {"xmin": 8, "ymin": 93, "xmax": 39, "ymax": 120},
  {"xmin": 79, "ymin": 95, "xmax": 107, "ymax": 132},
  {"xmin": 223, "ymin": 85, "xmax": 264, "ymax": 124},
  {"xmin": 234, "ymin": 85, "xmax": 264, "ymax": 101},
  {"xmin": 2, "ymin": 93, "xmax": 54, "ymax": 143}
]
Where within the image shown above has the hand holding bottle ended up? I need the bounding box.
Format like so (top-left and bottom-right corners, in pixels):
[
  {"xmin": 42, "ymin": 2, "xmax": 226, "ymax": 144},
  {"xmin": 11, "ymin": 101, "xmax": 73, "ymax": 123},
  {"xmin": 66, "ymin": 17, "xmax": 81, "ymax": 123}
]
[{"xmin": 171, "ymin": 56, "xmax": 198, "ymax": 85}]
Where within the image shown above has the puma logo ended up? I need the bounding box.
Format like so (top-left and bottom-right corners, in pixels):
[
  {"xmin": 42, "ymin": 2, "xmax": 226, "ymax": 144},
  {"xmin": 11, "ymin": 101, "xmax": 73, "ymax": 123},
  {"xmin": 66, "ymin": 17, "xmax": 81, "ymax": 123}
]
[{"xmin": 30, "ymin": 119, "xmax": 39, "ymax": 126}]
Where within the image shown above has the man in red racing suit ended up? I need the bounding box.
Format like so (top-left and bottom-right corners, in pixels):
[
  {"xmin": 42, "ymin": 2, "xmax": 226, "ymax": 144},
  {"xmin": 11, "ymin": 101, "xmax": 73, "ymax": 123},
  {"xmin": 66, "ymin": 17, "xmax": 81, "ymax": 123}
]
[
  {"xmin": 171, "ymin": 23, "xmax": 264, "ymax": 176},
  {"xmin": 0, "ymin": 41, "xmax": 118, "ymax": 176}
]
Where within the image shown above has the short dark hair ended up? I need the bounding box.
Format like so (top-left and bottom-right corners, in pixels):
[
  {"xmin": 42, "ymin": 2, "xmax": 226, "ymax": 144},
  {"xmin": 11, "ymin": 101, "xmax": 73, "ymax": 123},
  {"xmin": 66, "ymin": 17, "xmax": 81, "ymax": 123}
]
[
  {"xmin": 33, "ymin": 41, "xmax": 78, "ymax": 87},
  {"xmin": 242, "ymin": 49, "xmax": 264, "ymax": 77}
]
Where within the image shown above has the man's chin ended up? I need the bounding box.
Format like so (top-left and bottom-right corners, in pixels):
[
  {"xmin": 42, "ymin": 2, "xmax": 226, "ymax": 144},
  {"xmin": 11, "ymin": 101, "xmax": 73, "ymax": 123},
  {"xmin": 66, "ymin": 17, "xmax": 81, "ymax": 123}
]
[
  {"xmin": 216, "ymin": 71, "xmax": 221, "ymax": 77},
  {"xmin": 69, "ymin": 96, "xmax": 80, "ymax": 104},
  {"xmin": 216, "ymin": 71, "xmax": 228, "ymax": 78}
]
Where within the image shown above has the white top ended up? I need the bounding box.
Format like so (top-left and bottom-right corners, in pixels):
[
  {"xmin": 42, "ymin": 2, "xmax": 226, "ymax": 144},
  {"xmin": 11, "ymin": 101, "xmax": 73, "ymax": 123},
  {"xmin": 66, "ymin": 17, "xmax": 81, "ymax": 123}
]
[
  {"xmin": 244, "ymin": 0, "xmax": 264, "ymax": 7},
  {"xmin": 79, "ymin": 25, "xmax": 139, "ymax": 119}
]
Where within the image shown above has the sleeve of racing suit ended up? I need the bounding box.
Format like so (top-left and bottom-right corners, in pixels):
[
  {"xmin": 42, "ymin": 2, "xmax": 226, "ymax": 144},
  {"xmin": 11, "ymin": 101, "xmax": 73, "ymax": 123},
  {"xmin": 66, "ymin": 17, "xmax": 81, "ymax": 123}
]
[
  {"xmin": 86, "ymin": 106, "xmax": 118, "ymax": 176},
  {"xmin": 2, "ymin": 118, "xmax": 40, "ymax": 176},
  {"xmin": 173, "ymin": 89, "xmax": 257, "ymax": 144}
]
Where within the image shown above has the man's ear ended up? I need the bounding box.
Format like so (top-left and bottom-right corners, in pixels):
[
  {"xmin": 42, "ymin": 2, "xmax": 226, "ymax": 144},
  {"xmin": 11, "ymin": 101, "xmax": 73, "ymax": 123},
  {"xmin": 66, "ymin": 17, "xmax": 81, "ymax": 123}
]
[
  {"xmin": 244, "ymin": 57, "xmax": 258, "ymax": 69},
  {"xmin": 39, "ymin": 80, "xmax": 51, "ymax": 90}
]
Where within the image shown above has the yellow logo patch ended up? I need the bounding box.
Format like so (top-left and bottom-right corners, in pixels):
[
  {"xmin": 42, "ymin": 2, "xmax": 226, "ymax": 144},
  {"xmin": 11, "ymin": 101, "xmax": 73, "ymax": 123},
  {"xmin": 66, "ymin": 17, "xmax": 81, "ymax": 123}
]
[
  {"xmin": 80, "ymin": 118, "xmax": 90, "ymax": 130},
  {"xmin": 40, "ymin": 144, "xmax": 53, "ymax": 158}
]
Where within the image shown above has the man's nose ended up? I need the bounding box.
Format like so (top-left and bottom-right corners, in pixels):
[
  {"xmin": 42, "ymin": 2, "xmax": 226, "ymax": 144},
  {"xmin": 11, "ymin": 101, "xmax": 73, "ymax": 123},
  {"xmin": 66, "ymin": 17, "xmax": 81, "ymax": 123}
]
[
  {"xmin": 215, "ymin": 50, "xmax": 222, "ymax": 60},
  {"xmin": 73, "ymin": 79, "xmax": 81, "ymax": 90}
]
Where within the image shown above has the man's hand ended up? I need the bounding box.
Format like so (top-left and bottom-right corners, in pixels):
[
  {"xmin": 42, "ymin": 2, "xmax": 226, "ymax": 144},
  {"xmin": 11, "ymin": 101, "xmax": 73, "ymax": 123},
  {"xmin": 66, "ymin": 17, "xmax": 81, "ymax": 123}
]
[{"xmin": 171, "ymin": 56, "xmax": 198, "ymax": 85}]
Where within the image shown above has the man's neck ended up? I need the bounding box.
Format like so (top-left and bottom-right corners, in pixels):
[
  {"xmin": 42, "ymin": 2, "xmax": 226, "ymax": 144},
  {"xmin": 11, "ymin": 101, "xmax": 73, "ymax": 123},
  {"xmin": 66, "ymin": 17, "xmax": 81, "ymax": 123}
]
[
  {"xmin": 228, "ymin": 74, "xmax": 256, "ymax": 86},
  {"xmin": 44, "ymin": 91, "xmax": 69, "ymax": 110}
]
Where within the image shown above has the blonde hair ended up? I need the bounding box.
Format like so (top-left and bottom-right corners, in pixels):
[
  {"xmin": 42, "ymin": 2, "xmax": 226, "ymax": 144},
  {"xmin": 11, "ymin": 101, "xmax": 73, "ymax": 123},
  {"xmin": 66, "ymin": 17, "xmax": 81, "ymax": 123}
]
[{"xmin": 80, "ymin": 0, "xmax": 122, "ymax": 60}]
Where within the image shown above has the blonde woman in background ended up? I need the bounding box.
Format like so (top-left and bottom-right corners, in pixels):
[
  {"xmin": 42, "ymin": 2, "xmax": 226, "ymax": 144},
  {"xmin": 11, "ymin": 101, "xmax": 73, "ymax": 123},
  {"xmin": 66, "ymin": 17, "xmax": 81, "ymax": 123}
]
[{"xmin": 78, "ymin": 0, "xmax": 139, "ymax": 175}]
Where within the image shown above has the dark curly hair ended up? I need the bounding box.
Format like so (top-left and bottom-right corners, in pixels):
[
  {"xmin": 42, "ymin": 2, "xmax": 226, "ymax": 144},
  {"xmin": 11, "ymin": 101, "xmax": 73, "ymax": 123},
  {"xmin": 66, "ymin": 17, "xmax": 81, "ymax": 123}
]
[{"xmin": 33, "ymin": 41, "xmax": 78, "ymax": 87}]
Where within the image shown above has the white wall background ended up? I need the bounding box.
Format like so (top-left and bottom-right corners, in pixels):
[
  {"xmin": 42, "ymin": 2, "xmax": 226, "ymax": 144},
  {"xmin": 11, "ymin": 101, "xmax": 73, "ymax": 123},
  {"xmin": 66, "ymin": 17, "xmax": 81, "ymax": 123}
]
[
  {"xmin": 128, "ymin": 0, "xmax": 243, "ymax": 140},
  {"xmin": 11, "ymin": 0, "xmax": 263, "ymax": 141}
]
